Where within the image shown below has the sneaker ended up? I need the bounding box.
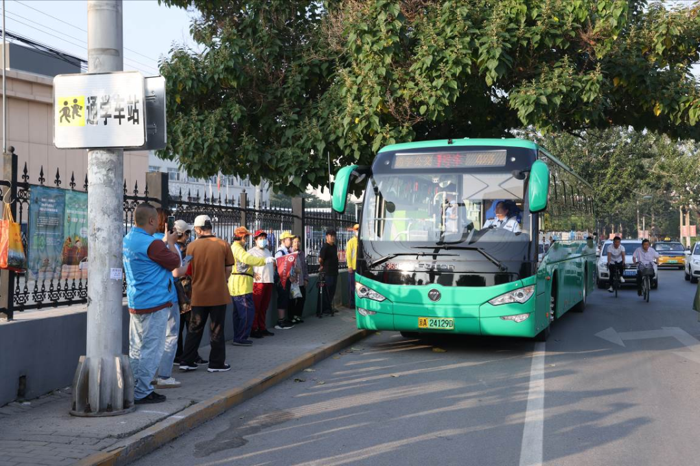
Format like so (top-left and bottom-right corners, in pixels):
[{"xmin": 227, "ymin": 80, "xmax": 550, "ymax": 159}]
[
  {"xmin": 154, "ymin": 377, "xmax": 181, "ymax": 389},
  {"xmin": 292, "ymin": 316, "xmax": 305, "ymax": 324},
  {"xmin": 275, "ymin": 320, "xmax": 295, "ymax": 330},
  {"xmin": 232, "ymin": 340, "xmax": 253, "ymax": 346},
  {"xmin": 208, "ymin": 364, "xmax": 231, "ymax": 373},
  {"xmin": 250, "ymin": 331, "xmax": 264, "ymax": 339},
  {"xmin": 620, "ymin": 277, "xmax": 626, "ymax": 283},
  {"xmin": 261, "ymin": 329, "xmax": 275, "ymax": 337},
  {"xmin": 135, "ymin": 392, "xmax": 166, "ymax": 404},
  {"xmin": 173, "ymin": 358, "xmax": 181, "ymax": 366},
  {"xmin": 179, "ymin": 362, "xmax": 198, "ymax": 372},
  {"xmin": 608, "ymin": 286, "xmax": 613, "ymax": 293},
  {"xmin": 195, "ymin": 356, "xmax": 208, "ymax": 365}
]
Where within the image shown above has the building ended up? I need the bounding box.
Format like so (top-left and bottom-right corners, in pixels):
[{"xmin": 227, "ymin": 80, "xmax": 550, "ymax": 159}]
[
  {"xmin": 0, "ymin": 40, "xmax": 149, "ymax": 194},
  {"xmin": 147, "ymin": 152, "xmax": 271, "ymax": 206}
]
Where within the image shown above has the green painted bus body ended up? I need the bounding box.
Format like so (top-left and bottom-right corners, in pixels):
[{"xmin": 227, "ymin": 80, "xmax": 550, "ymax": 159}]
[{"xmin": 343, "ymin": 138, "xmax": 596, "ymax": 338}]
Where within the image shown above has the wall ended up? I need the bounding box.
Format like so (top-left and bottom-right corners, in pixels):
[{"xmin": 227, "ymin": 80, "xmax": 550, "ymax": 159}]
[{"xmin": 0, "ymin": 272, "xmax": 349, "ymax": 407}]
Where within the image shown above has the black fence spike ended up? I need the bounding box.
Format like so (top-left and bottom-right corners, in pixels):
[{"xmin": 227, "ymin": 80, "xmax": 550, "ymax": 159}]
[
  {"xmin": 84, "ymin": 174, "xmax": 88, "ymax": 191},
  {"xmin": 133, "ymin": 180, "xmax": 139, "ymax": 196},
  {"xmin": 21, "ymin": 162, "xmax": 29, "ymax": 183},
  {"xmin": 70, "ymin": 172, "xmax": 76, "ymax": 190},
  {"xmin": 123, "ymin": 179, "xmax": 127, "ymax": 195},
  {"xmin": 144, "ymin": 181, "xmax": 149, "ymax": 198},
  {"xmin": 38, "ymin": 166, "xmax": 46, "ymax": 185},
  {"xmin": 54, "ymin": 168, "xmax": 62, "ymax": 187}
]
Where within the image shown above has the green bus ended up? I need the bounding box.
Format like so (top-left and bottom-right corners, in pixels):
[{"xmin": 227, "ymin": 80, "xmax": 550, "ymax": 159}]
[{"xmin": 332, "ymin": 138, "xmax": 597, "ymax": 341}]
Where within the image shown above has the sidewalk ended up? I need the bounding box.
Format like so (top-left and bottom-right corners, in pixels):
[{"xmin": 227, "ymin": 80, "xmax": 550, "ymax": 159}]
[{"xmin": 0, "ymin": 308, "xmax": 366, "ymax": 466}]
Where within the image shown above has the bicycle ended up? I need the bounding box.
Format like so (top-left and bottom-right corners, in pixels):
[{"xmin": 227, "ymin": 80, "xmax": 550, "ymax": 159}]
[
  {"xmin": 638, "ymin": 264, "xmax": 654, "ymax": 303},
  {"xmin": 610, "ymin": 265, "xmax": 622, "ymax": 298}
]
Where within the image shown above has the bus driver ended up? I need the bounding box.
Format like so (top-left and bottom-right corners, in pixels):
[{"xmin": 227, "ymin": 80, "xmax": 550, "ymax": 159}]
[{"xmin": 483, "ymin": 200, "xmax": 521, "ymax": 233}]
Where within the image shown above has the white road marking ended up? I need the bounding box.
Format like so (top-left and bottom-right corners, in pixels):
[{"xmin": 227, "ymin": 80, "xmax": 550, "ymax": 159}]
[
  {"xmin": 519, "ymin": 342, "xmax": 545, "ymax": 466},
  {"xmin": 596, "ymin": 326, "xmax": 700, "ymax": 364}
]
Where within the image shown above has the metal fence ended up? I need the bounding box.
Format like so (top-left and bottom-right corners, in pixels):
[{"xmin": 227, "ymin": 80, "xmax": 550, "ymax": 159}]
[{"xmin": 0, "ymin": 159, "xmax": 357, "ymax": 319}]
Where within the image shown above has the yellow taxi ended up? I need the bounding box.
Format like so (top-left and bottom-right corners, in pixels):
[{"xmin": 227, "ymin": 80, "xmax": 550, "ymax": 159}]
[{"xmin": 652, "ymin": 241, "xmax": 686, "ymax": 269}]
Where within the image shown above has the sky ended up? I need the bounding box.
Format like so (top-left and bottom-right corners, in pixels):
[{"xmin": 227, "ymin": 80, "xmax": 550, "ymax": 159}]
[{"xmin": 1, "ymin": 0, "xmax": 197, "ymax": 75}]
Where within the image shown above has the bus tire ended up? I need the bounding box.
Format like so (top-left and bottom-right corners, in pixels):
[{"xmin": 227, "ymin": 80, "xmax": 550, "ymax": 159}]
[
  {"xmin": 535, "ymin": 324, "xmax": 550, "ymax": 342},
  {"xmin": 400, "ymin": 332, "xmax": 420, "ymax": 339},
  {"xmin": 573, "ymin": 268, "xmax": 588, "ymax": 313}
]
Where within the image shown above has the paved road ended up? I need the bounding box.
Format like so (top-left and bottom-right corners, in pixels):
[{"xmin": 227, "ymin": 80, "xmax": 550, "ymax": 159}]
[{"xmin": 133, "ymin": 270, "xmax": 700, "ymax": 466}]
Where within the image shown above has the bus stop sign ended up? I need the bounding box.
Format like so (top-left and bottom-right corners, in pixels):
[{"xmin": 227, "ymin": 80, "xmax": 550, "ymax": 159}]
[{"xmin": 53, "ymin": 71, "xmax": 145, "ymax": 149}]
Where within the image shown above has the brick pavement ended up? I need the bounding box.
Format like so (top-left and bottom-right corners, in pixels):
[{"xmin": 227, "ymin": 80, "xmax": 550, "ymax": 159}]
[{"xmin": 0, "ymin": 309, "xmax": 359, "ymax": 465}]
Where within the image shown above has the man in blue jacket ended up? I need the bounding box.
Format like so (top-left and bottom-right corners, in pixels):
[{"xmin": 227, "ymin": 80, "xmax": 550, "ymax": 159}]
[{"xmin": 123, "ymin": 204, "xmax": 182, "ymax": 404}]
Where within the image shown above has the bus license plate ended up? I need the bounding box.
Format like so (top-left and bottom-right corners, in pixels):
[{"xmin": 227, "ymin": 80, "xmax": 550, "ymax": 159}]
[{"xmin": 418, "ymin": 317, "xmax": 454, "ymax": 330}]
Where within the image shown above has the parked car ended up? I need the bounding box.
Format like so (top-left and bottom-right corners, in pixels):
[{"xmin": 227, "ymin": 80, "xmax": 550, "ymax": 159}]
[
  {"xmin": 652, "ymin": 241, "xmax": 686, "ymax": 269},
  {"xmin": 684, "ymin": 243, "xmax": 700, "ymax": 283},
  {"xmin": 597, "ymin": 240, "xmax": 658, "ymax": 289}
]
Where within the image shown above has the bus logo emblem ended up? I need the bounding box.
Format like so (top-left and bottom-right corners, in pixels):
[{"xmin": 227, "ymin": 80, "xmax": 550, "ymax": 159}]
[{"xmin": 428, "ymin": 289, "xmax": 441, "ymax": 302}]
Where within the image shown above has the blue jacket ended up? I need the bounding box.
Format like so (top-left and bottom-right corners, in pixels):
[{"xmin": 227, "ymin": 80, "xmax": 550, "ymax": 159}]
[
  {"xmin": 153, "ymin": 232, "xmax": 181, "ymax": 302},
  {"xmin": 123, "ymin": 227, "xmax": 173, "ymax": 313}
]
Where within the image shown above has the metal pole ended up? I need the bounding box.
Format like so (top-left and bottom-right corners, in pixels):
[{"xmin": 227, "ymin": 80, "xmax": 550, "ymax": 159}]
[
  {"xmin": 71, "ymin": 0, "xmax": 133, "ymax": 416},
  {"xmin": 2, "ymin": 0, "xmax": 6, "ymax": 155}
]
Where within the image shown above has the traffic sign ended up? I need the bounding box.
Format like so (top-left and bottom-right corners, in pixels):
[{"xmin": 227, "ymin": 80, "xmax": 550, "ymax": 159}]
[{"xmin": 53, "ymin": 71, "xmax": 145, "ymax": 149}]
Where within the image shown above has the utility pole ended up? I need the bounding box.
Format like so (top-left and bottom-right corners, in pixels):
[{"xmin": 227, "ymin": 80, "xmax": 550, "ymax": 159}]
[{"xmin": 71, "ymin": 0, "xmax": 133, "ymax": 416}]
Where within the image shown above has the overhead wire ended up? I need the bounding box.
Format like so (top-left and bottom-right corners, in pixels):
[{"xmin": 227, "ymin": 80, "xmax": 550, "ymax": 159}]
[
  {"xmin": 9, "ymin": 0, "xmax": 162, "ymax": 74},
  {"xmin": 3, "ymin": 15, "xmax": 157, "ymax": 75},
  {"xmin": 4, "ymin": 9, "xmax": 159, "ymax": 74}
]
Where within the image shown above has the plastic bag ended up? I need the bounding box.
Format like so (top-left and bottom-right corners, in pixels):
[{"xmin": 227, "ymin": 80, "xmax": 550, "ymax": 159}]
[
  {"xmin": 290, "ymin": 282, "xmax": 302, "ymax": 300},
  {"xmin": 0, "ymin": 204, "xmax": 26, "ymax": 272}
]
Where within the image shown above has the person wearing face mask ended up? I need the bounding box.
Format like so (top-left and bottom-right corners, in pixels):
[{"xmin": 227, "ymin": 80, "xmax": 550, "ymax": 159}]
[
  {"xmin": 228, "ymin": 227, "xmax": 276, "ymax": 346},
  {"xmin": 249, "ymin": 230, "xmax": 275, "ymax": 339},
  {"xmin": 346, "ymin": 224, "xmax": 359, "ymax": 309}
]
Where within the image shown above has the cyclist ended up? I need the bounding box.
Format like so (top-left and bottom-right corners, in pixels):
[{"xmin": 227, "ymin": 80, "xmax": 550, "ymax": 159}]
[
  {"xmin": 632, "ymin": 239, "xmax": 659, "ymax": 296},
  {"xmin": 607, "ymin": 236, "xmax": 626, "ymax": 292}
]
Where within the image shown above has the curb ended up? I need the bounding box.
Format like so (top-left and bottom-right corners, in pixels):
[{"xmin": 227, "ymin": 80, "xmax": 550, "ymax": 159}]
[{"xmin": 75, "ymin": 329, "xmax": 370, "ymax": 466}]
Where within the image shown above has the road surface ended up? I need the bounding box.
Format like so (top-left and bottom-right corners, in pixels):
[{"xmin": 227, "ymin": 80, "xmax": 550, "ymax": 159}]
[{"xmin": 133, "ymin": 269, "xmax": 700, "ymax": 466}]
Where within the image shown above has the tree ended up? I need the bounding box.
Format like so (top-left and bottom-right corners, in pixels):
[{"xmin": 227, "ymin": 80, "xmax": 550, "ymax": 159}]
[{"xmin": 159, "ymin": 0, "xmax": 700, "ymax": 194}]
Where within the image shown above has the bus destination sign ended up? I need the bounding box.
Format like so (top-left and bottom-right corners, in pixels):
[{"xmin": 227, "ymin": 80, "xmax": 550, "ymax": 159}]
[{"xmin": 392, "ymin": 150, "xmax": 507, "ymax": 169}]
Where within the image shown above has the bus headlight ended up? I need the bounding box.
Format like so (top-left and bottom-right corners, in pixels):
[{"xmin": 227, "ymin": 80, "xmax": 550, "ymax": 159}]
[
  {"xmin": 357, "ymin": 308, "xmax": 377, "ymax": 316},
  {"xmin": 500, "ymin": 313, "xmax": 530, "ymax": 323},
  {"xmin": 356, "ymin": 283, "xmax": 386, "ymax": 302},
  {"xmin": 488, "ymin": 286, "xmax": 535, "ymax": 306}
]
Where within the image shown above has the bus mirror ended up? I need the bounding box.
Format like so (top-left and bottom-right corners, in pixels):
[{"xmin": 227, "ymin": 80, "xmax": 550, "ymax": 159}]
[
  {"xmin": 332, "ymin": 165, "xmax": 359, "ymax": 214},
  {"xmin": 528, "ymin": 160, "xmax": 550, "ymax": 213}
]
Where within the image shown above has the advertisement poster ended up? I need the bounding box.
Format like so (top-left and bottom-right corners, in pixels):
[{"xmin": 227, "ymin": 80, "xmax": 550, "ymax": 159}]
[
  {"xmin": 276, "ymin": 252, "xmax": 298, "ymax": 288},
  {"xmin": 61, "ymin": 191, "xmax": 89, "ymax": 280},
  {"xmin": 27, "ymin": 187, "xmax": 88, "ymax": 282}
]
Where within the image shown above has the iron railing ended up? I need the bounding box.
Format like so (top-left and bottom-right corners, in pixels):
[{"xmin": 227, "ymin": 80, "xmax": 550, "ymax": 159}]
[{"xmin": 0, "ymin": 160, "xmax": 357, "ymax": 318}]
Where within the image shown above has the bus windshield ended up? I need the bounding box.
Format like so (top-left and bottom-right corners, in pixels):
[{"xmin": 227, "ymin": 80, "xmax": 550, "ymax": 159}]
[
  {"xmin": 361, "ymin": 172, "xmax": 526, "ymax": 244},
  {"xmin": 360, "ymin": 171, "xmax": 533, "ymax": 284}
]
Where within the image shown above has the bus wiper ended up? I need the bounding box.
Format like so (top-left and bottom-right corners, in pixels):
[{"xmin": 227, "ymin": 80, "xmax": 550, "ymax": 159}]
[
  {"xmin": 411, "ymin": 246, "xmax": 508, "ymax": 272},
  {"xmin": 368, "ymin": 252, "xmax": 443, "ymax": 269}
]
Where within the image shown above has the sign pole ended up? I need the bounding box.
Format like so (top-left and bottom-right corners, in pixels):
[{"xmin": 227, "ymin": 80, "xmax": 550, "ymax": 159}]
[{"xmin": 70, "ymin": 0, "xmax": 134, "ymax": 416}]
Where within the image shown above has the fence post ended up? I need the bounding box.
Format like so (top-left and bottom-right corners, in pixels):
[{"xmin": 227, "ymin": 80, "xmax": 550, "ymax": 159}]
[
  {"xmin": 292, "ymin": 196, "xmax": 305, "ymax": 244},
  {"xmin": 145, "ymin": 171, "xmax": 169, "ymax": 211},
  {"xmin": 240, "ymin": 190, "xmax": 248, "ymax": 227},
  {"xmin": 0, "ymin": 147, "xmax": 16, "ymax": 321}
]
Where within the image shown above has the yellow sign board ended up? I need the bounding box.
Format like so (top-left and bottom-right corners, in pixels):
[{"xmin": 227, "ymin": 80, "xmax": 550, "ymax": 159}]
[{"xmin": 56, "ymin": 96, "xmax": 85, "ymax": 127}]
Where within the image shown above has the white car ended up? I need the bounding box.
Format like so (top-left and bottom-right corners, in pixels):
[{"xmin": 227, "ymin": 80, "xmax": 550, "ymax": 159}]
[
  {"xmin": 684, "ymin": 243, "xmax": 700, "ymax": 283},
  {"xmin": 596, "ymin": 240, "xmax": 658, "ymax": 289}
]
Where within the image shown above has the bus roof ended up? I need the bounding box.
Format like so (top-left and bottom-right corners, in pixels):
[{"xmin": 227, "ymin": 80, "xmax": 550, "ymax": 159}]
[{"xmin": 378, "ymin": 138, "xmax": 539, "ymax": 153}]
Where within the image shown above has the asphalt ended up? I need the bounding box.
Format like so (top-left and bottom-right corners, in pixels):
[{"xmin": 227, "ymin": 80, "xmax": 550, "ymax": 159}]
[{"xmin": 131, "ymin": 269, "xmax": 700, "ymax": 466}]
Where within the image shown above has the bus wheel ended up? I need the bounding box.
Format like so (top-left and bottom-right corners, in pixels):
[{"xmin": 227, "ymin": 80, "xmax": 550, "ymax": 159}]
[
  {"xmin": 573, "ymin": 271, "xmax": 587, "ymax": 313},
  {"xmin": 400, "ymin": 332, "xmax": 420, "ymax": 339}
]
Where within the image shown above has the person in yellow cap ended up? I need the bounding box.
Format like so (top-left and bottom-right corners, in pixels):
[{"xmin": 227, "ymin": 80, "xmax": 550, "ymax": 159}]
[
  {"xmin": 229, "ymin": 226, "xmax": 276, "ymax": 346},
  {"xmin": 346, "ymin": 224, "xmax": 359, "ymax": 309}
]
